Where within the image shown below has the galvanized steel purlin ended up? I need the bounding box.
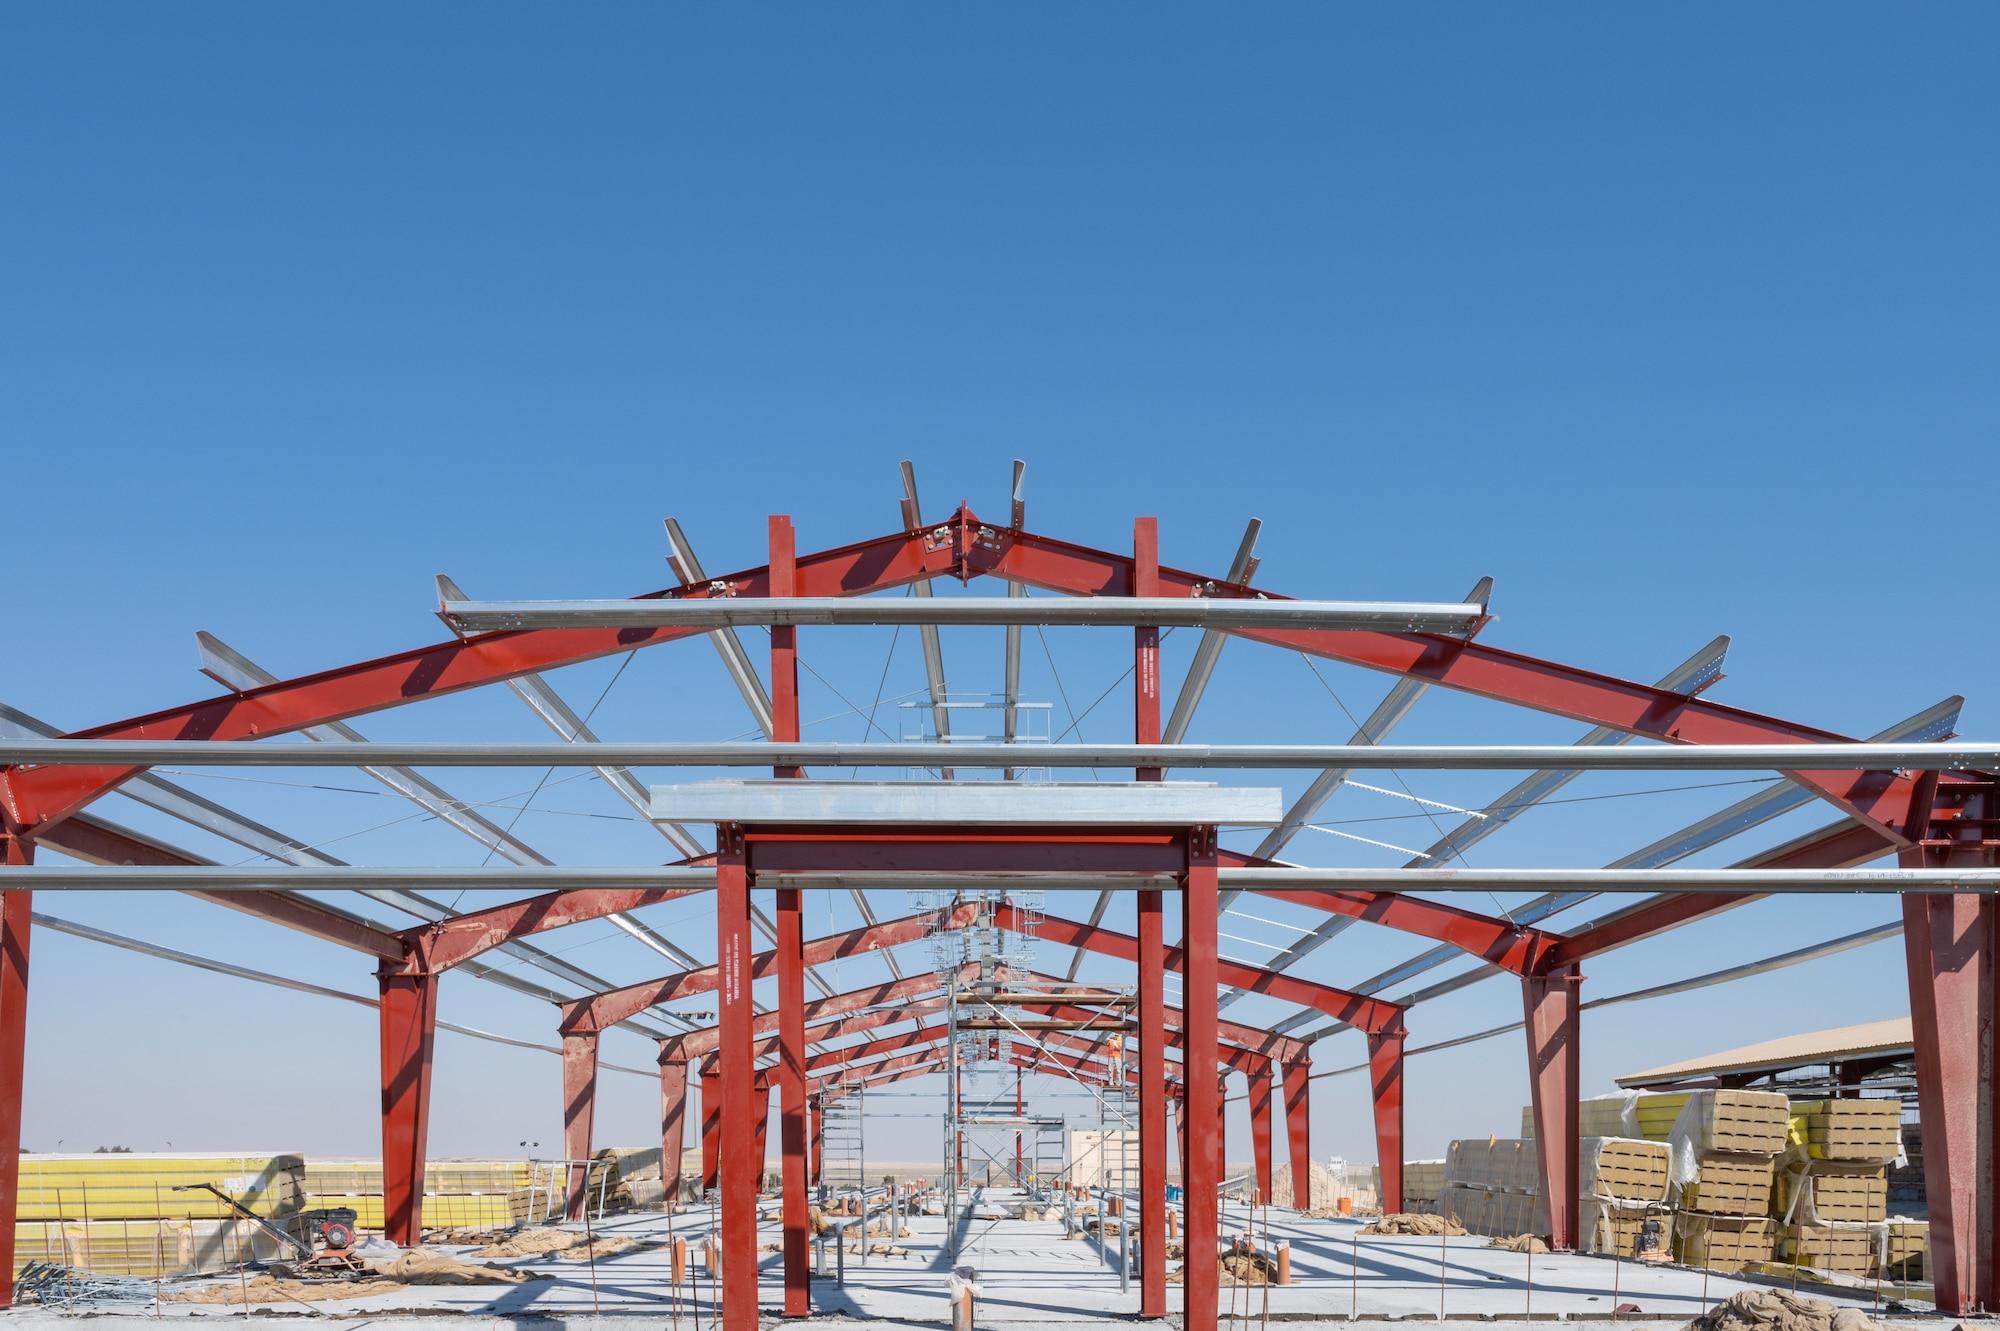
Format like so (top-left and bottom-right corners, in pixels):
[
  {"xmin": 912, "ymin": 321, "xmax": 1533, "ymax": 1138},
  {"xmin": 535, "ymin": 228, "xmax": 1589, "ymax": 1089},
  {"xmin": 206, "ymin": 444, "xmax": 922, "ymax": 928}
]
[
  {"xmin": 7, "ymin": 863, "xmax": 2000, "ymax": 891},
  {"xmin": 436, "ymin": 594, "xmax": 1490, "ymax": 633},
  {"xmin": 7, "ymin": 737, "xmax": 1997, "ymax": 768}
]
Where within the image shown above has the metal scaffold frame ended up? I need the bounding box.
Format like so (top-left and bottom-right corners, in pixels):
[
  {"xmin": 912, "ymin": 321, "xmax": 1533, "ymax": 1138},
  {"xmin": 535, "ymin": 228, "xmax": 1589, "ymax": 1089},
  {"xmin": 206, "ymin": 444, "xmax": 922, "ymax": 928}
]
[{"xmin": 2, "ymin": 461, "xmax": 1996, "ymax": 1325}]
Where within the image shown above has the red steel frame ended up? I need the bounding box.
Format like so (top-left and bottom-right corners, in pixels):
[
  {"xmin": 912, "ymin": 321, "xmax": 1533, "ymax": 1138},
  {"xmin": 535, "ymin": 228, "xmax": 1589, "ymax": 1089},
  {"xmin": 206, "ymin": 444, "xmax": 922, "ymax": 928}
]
[{"xmin": 0, "ymin": 503, "xmax": 1984, "ymax": 1315}]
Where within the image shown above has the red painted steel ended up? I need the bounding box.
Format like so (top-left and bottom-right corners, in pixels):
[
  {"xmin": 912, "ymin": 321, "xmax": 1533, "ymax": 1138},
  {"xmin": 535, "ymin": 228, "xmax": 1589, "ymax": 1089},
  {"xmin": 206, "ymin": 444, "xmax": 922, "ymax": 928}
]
[
  {"xmin": 563, "ymin": 1032, "xmax": 600, "ymax": 1219},
  {"xmin": 1248, "ymin": 1064, "xmax": 1274, "ymax": 1204},
  {"xmin": 716, "ymin": 836, "xmax": 757, "ymax": 1330},
  {"xmin": 1898, "ymin": 773, "xmax": 2000, "ymax": 1313},
  {"xmin": 1543, "ymin": 817, "xmax": 1902, "ymax": 969},
  {"xmin": 0, "ymin": 834, "xmax": 32, "ymax": 1309},
  {"xmin": 1220, "ymin": 852, "xmax": 1556, "ymax": 975},
  {"xmin": 0, "ymin": 526, "xmax": 944, "ymax": 831},
  {"xmin": 962, "ymin": 515, "xmax": 1928, "ymax": 839},
  {"xmin": 378, "ymin": 968, "xmax": 438, "ymax": 1245},
  {"xmin": 747, "ymin": 828, "xmax": 1187, "ymax": 875},
  {"xmin": 1013, "ymin": 906, "xmax": 1404, "ymax": 1033},
  {"xmin": 1280, "ymin": 1060, "xmax": 1311, "ymax": 1213},
  {"xmin": 3, "ymin": 507, "xmax": 1941, "ymax": 849},
  {"xmin": 34, "ymin": 814, "xmax": 406, "ymax": 958},
  {"xmin": 701, "ymin": 1064, "xmax": 720, "ymax": 1191},
  {"xmin": 1366, "ymin": 1025, "xmax": 1406, "ymax": 1214},
  {"xmin": 1523, "ymin": 965, "xmax": 1582, "ymax": 1249},
  {"xmin": 659, "ymin": 1056, "xmax": 689, "ymax": 1208},
  {"xmin": 661, "ymin": 970, "xmax": 968, "ymax": 1061},
  {"xmin": 1135, "ymin": 517, "xmax": 1161, "ymax": 780},
  {"xmin": 565, "ymin": 906, "xmax": 976, "ymax": 1034},
  {"xmin": 1183, "ymin": 831, "xmax": 1220, "ymax": 1331},
  {"xmin": 776, "ymin": 886, "xmax": 810, "ymax": 1316},
  {"xmin": 809, "ymin": 1096, "xmax": 823, "ymax": 1187},
  {"xmin": 414, "ymin": 887, "xmax": 707, "ymax": 974}
]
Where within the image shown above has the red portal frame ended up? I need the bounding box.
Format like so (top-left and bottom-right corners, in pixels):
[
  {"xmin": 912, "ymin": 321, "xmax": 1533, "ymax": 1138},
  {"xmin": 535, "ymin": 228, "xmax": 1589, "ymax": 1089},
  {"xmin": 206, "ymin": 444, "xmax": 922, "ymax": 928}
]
[{"xmin": 1, "ymin": 497, "xmax": 1990, "ymax": 1317}]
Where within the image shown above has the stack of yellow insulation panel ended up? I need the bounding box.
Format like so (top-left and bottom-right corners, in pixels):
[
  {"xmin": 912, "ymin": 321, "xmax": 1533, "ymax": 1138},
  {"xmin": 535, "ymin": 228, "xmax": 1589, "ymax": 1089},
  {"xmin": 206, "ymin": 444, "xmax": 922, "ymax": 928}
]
[
  {"xmin": 1518, "ymin": 1094, "xmax": 1638, "ymax": 1140},
  {"xmin": 1439, "ymin": 1139, "xmax": 1539, "ymax": 1238},
  {"xmin": 1774, "ymin": 1099, "xmax": 1903, "ymax": 1275},
  {"xmin": 1665, "ymin": 1090, "xmax": 1789, "ymax": 1271},
  {"xmin": 1580, "ymin": 1137, "xmax": 1672, "ymax": 1258},
  {"xmin": 12, "ymin": 1153, "xmax": 304, "ymax": 1278},
  {"xmin": 303, "ymin": 1159, "xmax": 530, "ymax": 1232},
  {"xmin": 1402, "ymin": 1160, "xmax": 1446, "ymax": 1215},
  {"xmin": 1634, "ymin": 1093, "xmax": 1693, "ymax": 1141}
]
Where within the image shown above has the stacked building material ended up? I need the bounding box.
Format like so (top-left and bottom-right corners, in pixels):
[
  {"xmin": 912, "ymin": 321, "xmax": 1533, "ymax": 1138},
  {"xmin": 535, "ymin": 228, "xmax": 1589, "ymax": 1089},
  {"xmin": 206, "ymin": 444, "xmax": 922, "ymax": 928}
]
[
  {"xmin": 1663, "ymin": 1090, "xmax": 1789, "ymax": 1271},
  {"xmin": 305, "ymin": 1159, "xmax": 529, "ymax": 1231},
  {"xmin": 1402, "ymin": 1160, "xmax": 1445, "ymax": 1215},
  {"xmin": 1439, "ymin": 1138, "xmax": 1539, "ymax": 1238},
  {"xmin": 11, "ymin": 1152, "xmax": 305, "ymax": 1277},
  {"xmin": 1635, "ymin": 1092, "xmax": 1694, "ymax": 1141},
  {"xmin": 1773, "ymin": 1099, "xmax": 1903, "ymax": 1276},
  {"xmin": 1579, "ymin": 1136, "xmax": 1673, "ymax": 1257},
  {"xmin": 1519, "ymin": 1093, "xmax": 1639, "ymax": 1140}
]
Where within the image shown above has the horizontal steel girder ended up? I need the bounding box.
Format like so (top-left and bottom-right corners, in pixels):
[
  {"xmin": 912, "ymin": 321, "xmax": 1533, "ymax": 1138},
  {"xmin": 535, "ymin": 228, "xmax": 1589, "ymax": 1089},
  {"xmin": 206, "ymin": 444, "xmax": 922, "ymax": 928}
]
[
  {"xmin": 437, "ymin": 595, "xmax": 1488, "ymax": 634},
  {"xmin": 5, "ymin": 864, "xmax": 1995, "ymax": 892},
  {"xmin": 5, "ymin": 739, "xmax": 1994, "ymax": 770}
]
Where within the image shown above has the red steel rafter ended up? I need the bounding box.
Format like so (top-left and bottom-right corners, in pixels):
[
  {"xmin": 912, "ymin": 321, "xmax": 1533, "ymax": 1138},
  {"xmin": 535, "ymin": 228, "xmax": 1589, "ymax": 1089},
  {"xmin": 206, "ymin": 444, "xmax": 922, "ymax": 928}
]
[{"xmin": 1011, "ymin": 905, "xmax": 1406, "ymax": 1033}]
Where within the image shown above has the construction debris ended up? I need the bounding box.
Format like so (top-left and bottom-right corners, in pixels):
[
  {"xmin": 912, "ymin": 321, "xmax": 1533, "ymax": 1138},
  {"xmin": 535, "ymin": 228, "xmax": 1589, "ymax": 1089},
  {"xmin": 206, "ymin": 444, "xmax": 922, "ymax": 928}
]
[
  {"xmin": 1488, "ymin": 1234, "xmax": 1550, "ymax": 1253},
  {"xmin": 471, "ymin": 1227, "xmax": 590, "ymax": 1258},
  {"xmin": 164, "ymin": 1248, "xmax": 543, "ymax": 1305},
  {"xmin": 1359, "ymin": 1213, "xmax": 1468, "ymax": 1237},
  {"xmin": 1683, "ymin": 1289, "xmax": 1883, "ymax": 1331}
]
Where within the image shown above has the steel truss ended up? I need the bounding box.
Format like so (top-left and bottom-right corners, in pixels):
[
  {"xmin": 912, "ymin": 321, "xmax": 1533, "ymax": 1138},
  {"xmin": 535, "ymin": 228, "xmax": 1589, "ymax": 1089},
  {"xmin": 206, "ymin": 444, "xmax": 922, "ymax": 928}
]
[{"xmin": 2, "ymin": 473, "xmax": 1995, "ymax": 1322}]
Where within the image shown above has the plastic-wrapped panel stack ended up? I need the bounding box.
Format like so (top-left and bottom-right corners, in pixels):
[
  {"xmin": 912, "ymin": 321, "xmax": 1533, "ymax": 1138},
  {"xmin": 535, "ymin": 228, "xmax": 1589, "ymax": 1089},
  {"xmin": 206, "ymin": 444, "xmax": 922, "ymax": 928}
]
[
  {"xmin": 1659, "ymin": 1090, "xmax": 1789, "ymax": 1272},
  {"xmin": 1402, "ymin": 1160, "xmax": 1446, "ymax": 1215},
  {"xmin": 1774, "ymin": 1099, "xmax": 1913, "ymax": 1278},
  {"xmin": 1438, "ymin": 1138, "xmax": 1539, "ymax": 1238},
  {"xmin": 1578, "ymin": 1136, "xmax": 1674, "ymax": 1257}
]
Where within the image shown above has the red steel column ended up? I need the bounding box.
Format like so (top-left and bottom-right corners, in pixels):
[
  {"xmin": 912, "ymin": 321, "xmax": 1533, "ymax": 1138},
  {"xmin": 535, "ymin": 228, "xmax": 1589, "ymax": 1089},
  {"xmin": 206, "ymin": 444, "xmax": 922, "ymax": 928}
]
[
  {"xmin": 717, "ymin": 829, "xmax": 757, "ymax": 1328},
  {"xmin": 0, "ymin": 834, "xmax": 34, "ymax": 1309},
  {"xmin": 1134, "ymin": 517, "xmax": 1162, "ymax": 779},
  {"xmin": 1173, "ymin": 1086, "xmax": 1188, "ymax": 1186},
  {"xmin": 810, "ymin": 1094, "xmax": 824, "ymax": 1187},
  {"xmin": 701, "ymin": 1061, "xmax": 721, "ymax": 1192},
  {"xmin": 1280, "ymin": 1059, "xmax": 1311, "ymax": 1213},
  {"xmin": 1248, "ymin": 1064, "xmax": 1274, "ymax": 1205},
  {"xmin": 562, "ymin": 1031, "xmax": 600, "ymax": 1219},
  {"xmin": 777, "ymin": 887, "xmax": 809, "ymax": 1315},
  {"xmin": 1139, "ymin": 887, "xmax": 1167, "ymax": 1316},
  {"xmin": 1903, "ymin": 891, "xmax": 1993, "ymax": 1312},
  {"xmin": 769, "ymin": 515, "xmax": 802, "ymax": 777},
  {"xmin": 660, "ymin": 1055, "xmax": 689, "ymax": 1210},
  {"xmin": 1183, "ymin": 828, "xmax": 1221, "ymax": 1331},
  {"xmin": 378, "ymin": 964, "xmax": 438, "ymax": 1245},
  {"xmin": 1367, "ymin": 1024, "xmax": 1406, "ymax": 1215},
  {"xmin": 1524, "ymin": 964, "xmax": 1582, "ymax": 1249}
]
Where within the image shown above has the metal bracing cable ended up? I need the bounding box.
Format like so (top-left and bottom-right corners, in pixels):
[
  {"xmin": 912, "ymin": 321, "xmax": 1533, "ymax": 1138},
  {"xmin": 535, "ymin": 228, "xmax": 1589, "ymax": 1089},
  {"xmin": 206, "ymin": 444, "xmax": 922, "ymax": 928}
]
[{"xmin": 31, "ymin": 911, "xmax": 657, "ymax": 1077}]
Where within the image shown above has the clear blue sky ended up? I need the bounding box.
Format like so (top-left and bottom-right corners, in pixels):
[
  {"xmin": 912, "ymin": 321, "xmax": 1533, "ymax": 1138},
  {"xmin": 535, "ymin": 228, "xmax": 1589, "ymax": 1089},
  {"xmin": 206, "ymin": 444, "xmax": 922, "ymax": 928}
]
[{"xmin": 3, "ymin": 6, "xmax": 1993, "ymax": 1166}]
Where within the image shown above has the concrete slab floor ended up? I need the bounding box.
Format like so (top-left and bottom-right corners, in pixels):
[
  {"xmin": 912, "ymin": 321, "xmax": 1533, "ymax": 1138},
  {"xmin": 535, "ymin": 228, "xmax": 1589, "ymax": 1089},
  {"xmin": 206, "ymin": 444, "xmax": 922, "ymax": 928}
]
[{"xmin": 0, "ymin": 1191, "xmax": 1940, "ymax": 1327}]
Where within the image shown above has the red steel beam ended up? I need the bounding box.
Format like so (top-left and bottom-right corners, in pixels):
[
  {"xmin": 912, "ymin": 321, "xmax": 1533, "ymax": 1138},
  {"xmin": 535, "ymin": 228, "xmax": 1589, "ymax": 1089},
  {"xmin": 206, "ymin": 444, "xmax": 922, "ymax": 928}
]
[
  {"xmin": 1220, "ymin": 848, "xmax": 1559, "ymax": 975},
  {"xmin": 1012, "ymin": 905, "xmax": 1406, "ymax": 1033},
  {"xmin": 34, "ymin": 813, "xmax": 404, "ymax": 960},
  {"xmin": 6, "ymin": 508, "xmax": 1950, "ymax": 849},
  {"xmin": 411, "ymin": 886, "xmax": 708, "ymax": 974},
  {"xmin": 746, "ymin": 826, "xmax": 1187, "ymax": 876},
  {"xmin": 0, "ymin": 525, "xmax": 946, "ymax": 832},
  {"xmin": 962, "ymin": 513, "xmax": 1931, "ymax": 841},
  {"xmin": 562, "ymin": 905, "xmax": 976, "ymax": 1035},
  {"xmin": 1539, "ymin": 817, "xmax": 1898, "ymax": 970},
  {"xmin": 1524, "ymin": 966, "xmax": 1582, "ymax": 1250}
]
